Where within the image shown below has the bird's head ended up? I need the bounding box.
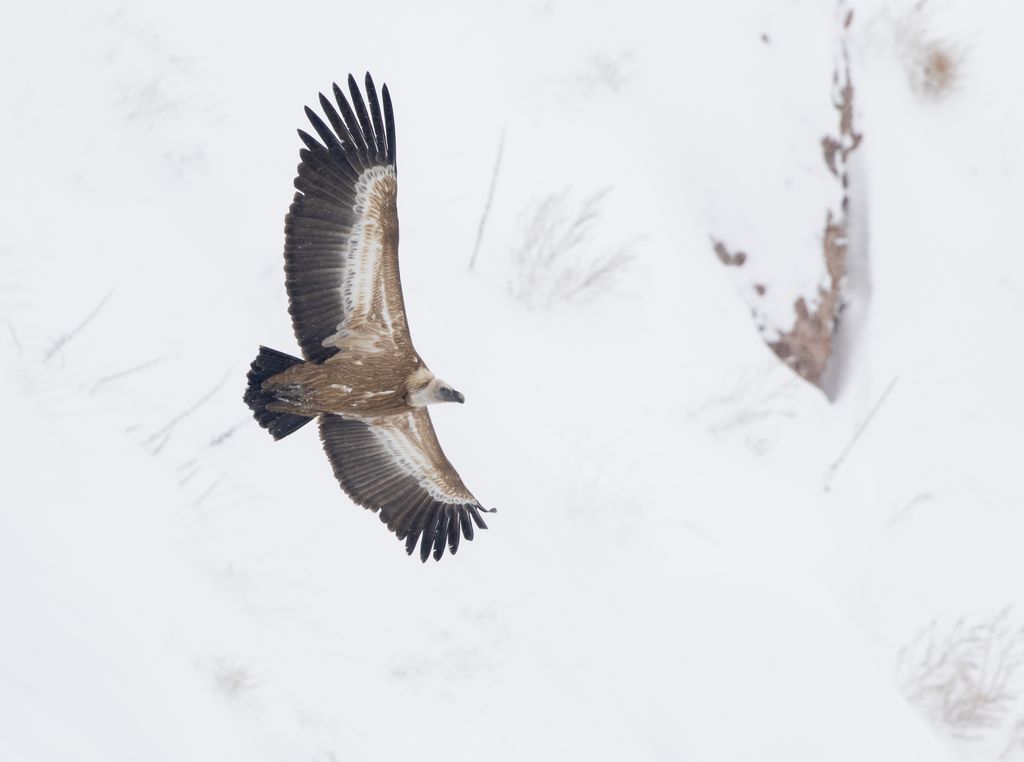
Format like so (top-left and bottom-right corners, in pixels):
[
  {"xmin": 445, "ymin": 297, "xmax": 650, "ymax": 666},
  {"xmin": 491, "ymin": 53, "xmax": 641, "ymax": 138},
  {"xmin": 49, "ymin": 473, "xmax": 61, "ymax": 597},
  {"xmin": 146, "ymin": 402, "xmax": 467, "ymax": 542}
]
[{"xmin": 406, "ymin": 372, "xmax": 465, "ymax": 407}]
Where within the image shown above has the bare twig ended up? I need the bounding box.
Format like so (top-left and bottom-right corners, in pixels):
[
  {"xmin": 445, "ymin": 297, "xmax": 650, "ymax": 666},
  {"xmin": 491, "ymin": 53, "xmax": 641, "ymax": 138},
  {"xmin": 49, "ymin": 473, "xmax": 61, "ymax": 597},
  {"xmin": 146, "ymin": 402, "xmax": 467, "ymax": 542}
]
[
  {"xmin": 192, "ymin": 472, "xmax": 225, "ymax": 508},
  {"xmin": 1001, "ymin": 714, "xmax": 1024, "ymax": 759},
  {"xmin": 209, "ymin": 417, "xmax": 250, "ymax": 447},
  {"xmin": 886, "ymin": 491, "xmax": 936, "ymax": 528},
  {"xmin": 91, "ymin": 354, "xmax": 170, "ymax": 393},
  {"xmin": 144, "ymin": 373, "xmax": 228, "ymax": 454},
  {"xmin": 824, "ymin": 375, "xmax": 898, "ymax": 490},
  {"xmin": 7, "ymin": 322, "xmax": 22, "ymax": 353},
  {"xmin": 468, "ymin": 131, "xmax": 505, "ymax": 272},
  {"xmin": 178, "ymin": 460, "xmax": 201, "ymax": 487},
  {"xmin": 44, "ymin": 290, "xmax": 114, "ymax": 362}
]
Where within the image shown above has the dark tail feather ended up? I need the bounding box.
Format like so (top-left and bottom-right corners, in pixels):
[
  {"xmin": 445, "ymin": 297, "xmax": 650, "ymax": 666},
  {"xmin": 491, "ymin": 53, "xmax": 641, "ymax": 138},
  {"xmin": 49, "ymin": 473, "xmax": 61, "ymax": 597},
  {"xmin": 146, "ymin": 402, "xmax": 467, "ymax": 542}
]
[{"xmin": 244, "ymin": 346, "xmax": 314, "ymax": 440}]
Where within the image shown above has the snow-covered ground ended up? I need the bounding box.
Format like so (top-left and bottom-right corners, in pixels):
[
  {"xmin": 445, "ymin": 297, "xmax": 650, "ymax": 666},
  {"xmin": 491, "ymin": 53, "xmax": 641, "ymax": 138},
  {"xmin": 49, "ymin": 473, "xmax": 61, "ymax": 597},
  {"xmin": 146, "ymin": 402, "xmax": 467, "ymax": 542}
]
[{"xmin": 3, "ymin": 1, "xmax": 1023, "ymax": 759}]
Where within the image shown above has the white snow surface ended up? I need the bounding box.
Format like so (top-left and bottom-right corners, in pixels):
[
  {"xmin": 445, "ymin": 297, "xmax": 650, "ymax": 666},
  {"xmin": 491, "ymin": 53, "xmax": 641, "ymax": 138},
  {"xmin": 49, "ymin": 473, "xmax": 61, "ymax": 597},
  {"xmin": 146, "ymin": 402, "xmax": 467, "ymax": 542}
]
[{"xmin": 2, "ymin": 0, "xmax": 1023, "ymax": 760}]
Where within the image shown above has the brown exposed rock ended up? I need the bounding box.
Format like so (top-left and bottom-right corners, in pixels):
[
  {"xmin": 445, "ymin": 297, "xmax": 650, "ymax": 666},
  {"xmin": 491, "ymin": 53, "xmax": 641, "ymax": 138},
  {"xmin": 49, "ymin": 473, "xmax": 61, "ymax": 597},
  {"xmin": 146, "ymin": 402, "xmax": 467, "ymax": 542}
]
[
  {"xmin": 712, "ymin": 239, "xmax": 747, "ymax": 267},
  {"xmin": 711, "ymin": 9, "xmax": 862, "ymax": 399}
]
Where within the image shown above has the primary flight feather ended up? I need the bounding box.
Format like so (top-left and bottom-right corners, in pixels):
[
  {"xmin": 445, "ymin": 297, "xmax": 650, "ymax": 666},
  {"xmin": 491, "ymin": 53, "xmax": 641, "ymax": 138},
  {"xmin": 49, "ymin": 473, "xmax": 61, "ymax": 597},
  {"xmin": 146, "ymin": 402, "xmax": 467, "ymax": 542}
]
[{"xmin": 243, "ymin": 73, "xmax": 493, "ymax": 562}]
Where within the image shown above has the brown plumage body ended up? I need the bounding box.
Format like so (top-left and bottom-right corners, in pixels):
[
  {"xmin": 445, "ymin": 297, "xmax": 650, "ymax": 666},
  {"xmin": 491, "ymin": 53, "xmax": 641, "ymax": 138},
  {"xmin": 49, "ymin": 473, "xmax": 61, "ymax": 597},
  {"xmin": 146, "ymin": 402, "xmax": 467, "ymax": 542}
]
[{"xmin": 263, "ymin": 353, "xmax": 426, "ymax": 418}]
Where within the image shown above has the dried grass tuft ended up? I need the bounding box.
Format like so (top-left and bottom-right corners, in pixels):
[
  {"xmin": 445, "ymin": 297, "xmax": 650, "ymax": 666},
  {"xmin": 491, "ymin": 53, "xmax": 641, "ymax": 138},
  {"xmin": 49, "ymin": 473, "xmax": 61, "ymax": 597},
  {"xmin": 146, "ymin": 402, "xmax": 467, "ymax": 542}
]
[
  {"xmin": 911, "ymin": 39, "xmax": 963, "ymax": 99},
  {"xmin": 899, "ymin": 609, "xmax": 1024, "ymax": 739},
  {"xmin": 509, "ymin": 189, "xmax": 636, "ymax": 309},
  {"xmin": 888, "ymin": 3, "xmax": 966, "ymax": 101}
]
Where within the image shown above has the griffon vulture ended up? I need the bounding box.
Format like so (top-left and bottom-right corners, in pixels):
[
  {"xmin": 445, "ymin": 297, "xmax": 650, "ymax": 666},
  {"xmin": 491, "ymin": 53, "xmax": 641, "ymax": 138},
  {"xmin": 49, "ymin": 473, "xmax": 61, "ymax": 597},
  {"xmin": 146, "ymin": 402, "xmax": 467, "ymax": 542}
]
[{"xmin": 244, "ymin": 73, "xmax": 493, "ymax": 562}]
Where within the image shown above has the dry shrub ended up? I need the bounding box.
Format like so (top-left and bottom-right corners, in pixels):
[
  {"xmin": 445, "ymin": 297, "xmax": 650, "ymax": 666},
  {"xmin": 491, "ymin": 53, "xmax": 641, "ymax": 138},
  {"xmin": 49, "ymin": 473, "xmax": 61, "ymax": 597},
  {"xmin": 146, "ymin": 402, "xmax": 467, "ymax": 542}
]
[
  {"xmin": 213, "ymin": 659, "xmax": 262, "ymax": 699},
  {"xmin": 911, "ymin": 39, "xmax": 963, "ymax": 99},
  {"xmin": 888, "ymin": 3, "xmax": 965, "ymax": 101},
  {"xmin": 509, "ymin": 189, "xmax": 636, "ymax": 309},
  {"xmin": 577, "ymin": 51, "xmax": 633, "ymax": 96},
  {"xmin": 898, "ymin": 609, "xmax": 1024, "ymax": 739},
  {"xmin": 687, "ymin": 363, "xmax": 797, "ymax": 453}
]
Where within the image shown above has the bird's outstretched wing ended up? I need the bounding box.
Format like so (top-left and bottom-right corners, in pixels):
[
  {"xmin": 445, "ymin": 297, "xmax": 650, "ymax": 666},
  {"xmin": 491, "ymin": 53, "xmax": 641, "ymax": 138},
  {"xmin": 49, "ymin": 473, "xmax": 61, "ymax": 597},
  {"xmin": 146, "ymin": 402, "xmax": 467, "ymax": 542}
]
[
  {"xmin": 319, "ymin": 410, "xmax": 493, "ymax": 561},
  {"xmin": 285, "ymin": 73, "xmax": 410, "ymax": 364}
]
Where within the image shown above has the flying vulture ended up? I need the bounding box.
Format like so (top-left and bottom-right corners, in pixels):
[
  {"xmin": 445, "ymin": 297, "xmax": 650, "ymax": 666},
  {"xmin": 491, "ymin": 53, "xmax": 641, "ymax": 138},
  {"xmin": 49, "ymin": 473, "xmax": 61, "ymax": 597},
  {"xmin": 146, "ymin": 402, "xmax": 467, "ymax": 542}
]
[{"xmin": 244, "ymin": 73, "xmax": 493, "ymax": 562}]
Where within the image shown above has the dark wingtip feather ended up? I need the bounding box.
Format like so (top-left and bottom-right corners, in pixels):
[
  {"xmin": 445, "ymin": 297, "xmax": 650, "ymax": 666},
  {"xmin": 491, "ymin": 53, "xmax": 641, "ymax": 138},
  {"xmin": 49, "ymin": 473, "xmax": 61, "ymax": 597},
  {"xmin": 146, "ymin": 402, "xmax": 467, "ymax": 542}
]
[
  {"xmin": 447, "ymin": 509, "xmax": 461, "ymax": 555},
  {"xmin": 347, "ymin": 75, "xmax": 376, "ymax": 163},
  {"xmin": 381, "ymin": 84, "xmax": 396, "ymax": 164},
  {"xmin": 418, "ymin": 504, "xmax": 440, "ymax": 563},
  {"xmin": 431, "ymin": 509, "xmax": 450, "ymax": 561},
  {"xmin": 364, "ymin": 72, "xmax": 386, "ymax": 162},
  {"xmin": 297, "ymin": 128, "xmax": 322, "ymax": 152},
  {"xmin": 332, "ymin": 80, "xmax": 368, "ymax": 155},
  {"xmin": 304, "ymin": 107, "xmax": 343, "ymax": 154},
  {"xmin": 317, "ymin": 92, "xmax": 350, "ymax": 144},
  {"xmin": 468, "ymin": 506, "xmax": 488, "ymax": 531}
]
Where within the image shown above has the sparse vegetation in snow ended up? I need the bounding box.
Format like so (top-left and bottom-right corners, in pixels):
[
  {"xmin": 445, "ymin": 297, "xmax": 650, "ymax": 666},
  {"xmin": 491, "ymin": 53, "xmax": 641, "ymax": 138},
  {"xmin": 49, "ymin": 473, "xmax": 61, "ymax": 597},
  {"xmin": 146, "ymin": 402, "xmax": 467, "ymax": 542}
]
[
  {"xmin": 508, "ymin": 188, "xmax": 636, "ymax": 309},
  {"xmin": 898, "ymin": 608, "xmax": 1024, "ymax": 740}
]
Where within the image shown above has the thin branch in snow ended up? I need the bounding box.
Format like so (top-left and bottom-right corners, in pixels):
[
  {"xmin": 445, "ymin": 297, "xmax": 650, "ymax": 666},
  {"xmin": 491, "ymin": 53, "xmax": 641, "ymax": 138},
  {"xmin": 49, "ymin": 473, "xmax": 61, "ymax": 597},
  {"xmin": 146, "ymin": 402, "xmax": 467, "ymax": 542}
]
[
  {"xmin": 468, "ymin": 130, "xmax": 505, "ymax": 272},
  {"xmin": 886, "ymin": 491, "xmax": 936, "ymax": 528},
  {"xmin": 209, "ymin": 417, "xmax": 250, "ymax": 447},
  {"xmin": 823, "ymin": 375, "xmax": 898, "ymax": 491},
  {"xmin": 7, "ymin": 322, "xmax": 22, "ymax": 353},
  {"xmin": 144, "ymin": 373, "xmax": 228, "ymax": 454},
  {"xmin": 192, "ymin": 473, "xmax": 225, "ymax": 508},
  {"xmin": 91, "ymin": 354, "xmax": 170, "ymax": 393},
  {"xmin": 44, "ymin": 290, "xmax": 114, "ymax": 363},
  {"xmin": 1002, "ymin": 714, "xmax": 1024, "ymax": 759},
  {"xmin": 178, "ymin": 463, "xmax": 201, "ymax": 487}
]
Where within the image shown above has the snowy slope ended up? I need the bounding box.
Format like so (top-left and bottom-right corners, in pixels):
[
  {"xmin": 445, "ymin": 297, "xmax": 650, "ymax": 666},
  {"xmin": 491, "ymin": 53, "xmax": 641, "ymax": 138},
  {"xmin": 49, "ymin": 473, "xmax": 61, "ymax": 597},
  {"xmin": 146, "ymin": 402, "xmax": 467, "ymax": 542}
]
[{"xmin": 2, "ymin": 0, "xmax": 1023, "ymax": 760}]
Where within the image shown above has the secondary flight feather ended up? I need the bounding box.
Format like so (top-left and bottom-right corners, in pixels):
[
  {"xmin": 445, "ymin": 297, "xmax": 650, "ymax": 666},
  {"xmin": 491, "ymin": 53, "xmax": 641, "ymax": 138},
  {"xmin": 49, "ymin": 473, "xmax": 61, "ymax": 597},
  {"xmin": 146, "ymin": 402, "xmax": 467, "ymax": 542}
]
[{"xmin": 243, "ymin": 73, "xmax": 493, "ymax": 562}]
